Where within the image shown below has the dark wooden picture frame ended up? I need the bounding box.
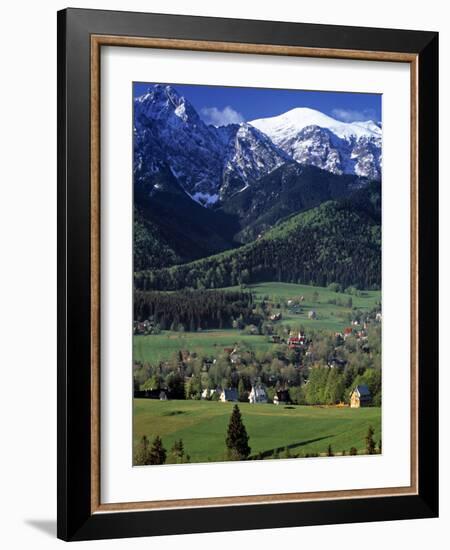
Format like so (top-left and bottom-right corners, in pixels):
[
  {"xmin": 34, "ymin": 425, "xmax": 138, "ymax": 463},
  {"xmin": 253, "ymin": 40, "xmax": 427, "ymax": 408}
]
[{"xmin": 57, "ymin": 8, "xmax": 438, "ymax": 541}]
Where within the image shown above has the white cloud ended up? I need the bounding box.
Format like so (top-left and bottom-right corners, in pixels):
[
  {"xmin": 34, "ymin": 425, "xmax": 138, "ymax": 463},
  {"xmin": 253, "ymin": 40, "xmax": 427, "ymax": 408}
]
[
  {"xmin": 200, "ymin": 106, "xmax": 244, "ymax": 126},
  {"xmin": 331, "ymin": 108, "xmax": 378, "ymax": 123}
]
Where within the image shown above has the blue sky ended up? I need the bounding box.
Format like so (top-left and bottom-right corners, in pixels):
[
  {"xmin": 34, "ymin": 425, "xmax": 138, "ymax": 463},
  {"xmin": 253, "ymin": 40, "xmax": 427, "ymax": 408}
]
[{"xmin": 133, "ymin": 82, "xmax": 381, "ymax": 126}]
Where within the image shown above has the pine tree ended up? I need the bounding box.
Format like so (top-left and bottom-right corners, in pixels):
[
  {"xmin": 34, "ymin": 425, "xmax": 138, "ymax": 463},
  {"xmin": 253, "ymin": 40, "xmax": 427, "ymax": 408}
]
[
  {"xmin": 349, "ymin": 447, "xmax": 358, "ymax": 456},
  {"xmin": 326, "ymin": 444, "xmax": 334, "ymax": 457},
  {"xmin": 225, "ymin": 404, "xmax": 251, "ymax": 460},
  {"xmin": 134, "ymin": 435, "xmax": 151, "ymax": 465},
  {"xmin": 169, "ymin": 439, "xmax": 185, "ymax": 463},
  {"xmin": 365, "ymin": 426, "xmax": 376, "ymax": 455},
  {"xmin": 148, "ymin": 435, "xmax": 167, "ymax": 465}
]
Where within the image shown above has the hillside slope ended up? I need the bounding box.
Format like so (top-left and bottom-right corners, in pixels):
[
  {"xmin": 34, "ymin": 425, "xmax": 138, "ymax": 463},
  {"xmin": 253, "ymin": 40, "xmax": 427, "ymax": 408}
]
[
  {"xmin": 135, "ymin": 166, "xmax": 240, "ymax": 266},
  {"xmin": 135, "ymin": 190, "xmax": 381, "ymax": 291},
  {"xmin": 220, "ymin": 163, "xmax": 367, "ymax": 243}
]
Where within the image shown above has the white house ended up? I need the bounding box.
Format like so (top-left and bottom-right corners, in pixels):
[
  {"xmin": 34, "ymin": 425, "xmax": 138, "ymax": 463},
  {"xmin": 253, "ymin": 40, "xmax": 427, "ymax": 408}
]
[
  {"xmin": 350, "ymin": 385, "xmax": 371, "ymax": 408},
  {"xmin": 219, "ymin": 388, "xmax": 238, "ymax": 402},
  {"xmin": 229, "ymin": 347, "xmax": 241, "ymax": 364},
  {"xmin": 273, "ymin": 389, "xmax": 290, "ymax": 405},
  {"xmin": 248, "ymin": 384, "xmax": 268, "ymax": 404},
  {"xmin": 201, "ymin": 388, "xmax": 217, "ymax": 400}
]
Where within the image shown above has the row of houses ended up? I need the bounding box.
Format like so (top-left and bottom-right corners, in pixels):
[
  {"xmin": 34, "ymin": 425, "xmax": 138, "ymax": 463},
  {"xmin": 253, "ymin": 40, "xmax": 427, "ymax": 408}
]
[
  {"xmin": 336, "ymin": 326, "xmax": 369, "ymax": 341},
  {"xmin": 134, "ymin": 383, "xmax": 372, "ymax": 408},
  {"xmin": 134, "ymin": 388, "xmax": 168, "ymax": 400},
  {"xmin": 212, "ymin": 385, "xmax": 291, "ymax": 405},
  {"xmin": 217, "ymin": 384, "xmax": 372, "ymax": 408},
  {"xmin": 286, "ymin": 304, "xmax": 317, "ymax": 320}
]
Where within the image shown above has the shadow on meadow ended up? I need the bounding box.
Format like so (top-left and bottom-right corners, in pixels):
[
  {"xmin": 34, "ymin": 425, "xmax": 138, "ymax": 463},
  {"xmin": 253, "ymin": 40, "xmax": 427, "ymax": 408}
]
[{"xmin": 251, "ymin": 435, "xmax": 332, "ymax": 459}]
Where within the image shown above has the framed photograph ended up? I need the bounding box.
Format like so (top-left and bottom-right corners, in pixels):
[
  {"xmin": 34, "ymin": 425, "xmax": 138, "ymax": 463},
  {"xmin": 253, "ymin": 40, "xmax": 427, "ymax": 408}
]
[{"xmin": 57, "ymin": 8, "xmax": 438, "ymax": 541}]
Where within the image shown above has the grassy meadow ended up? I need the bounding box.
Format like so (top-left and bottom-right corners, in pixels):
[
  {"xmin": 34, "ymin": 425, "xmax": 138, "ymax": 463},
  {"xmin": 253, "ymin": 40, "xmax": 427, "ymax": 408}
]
[
  {"xmin": 134, "ymin": 399, "xmax": 381, "ymax": 463},
  {"xmin": 134, "ymin": 329, "xmax": 274, "ymax": 365},
  {"xmin": 227, "ymin": 282, "xmax": 381, "ymax": 330},
  {"xmin": 133, "ymin": 282, "xmax": 381, "ymax": 365}
]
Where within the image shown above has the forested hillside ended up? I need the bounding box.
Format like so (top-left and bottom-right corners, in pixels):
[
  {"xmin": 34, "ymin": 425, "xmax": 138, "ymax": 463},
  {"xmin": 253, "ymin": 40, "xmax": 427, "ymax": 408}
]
[
  {"xmin": 135, "ymin": 197, "xmax": 381, "ymax": 291},
  {"xmin": 220, "ymin": 163, "xmax": 368, "ymax": 243},
  {"xmin": 134, "ymin": 208, "xmax": 181, "ymax": 270},
  {"xmin": 134, "ymin": 167, "xmax": 239, "ymax": 268}
]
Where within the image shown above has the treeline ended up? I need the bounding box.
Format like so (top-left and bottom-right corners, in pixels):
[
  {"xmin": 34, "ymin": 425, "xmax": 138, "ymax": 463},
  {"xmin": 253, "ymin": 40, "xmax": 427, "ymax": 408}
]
[
  {"xmin": 135, "ymin": 201, "xmax": 381, "ymax": 292},
  {"xmin": 134, "ymin": 289, "xmax": 259, "ymax": 331}
]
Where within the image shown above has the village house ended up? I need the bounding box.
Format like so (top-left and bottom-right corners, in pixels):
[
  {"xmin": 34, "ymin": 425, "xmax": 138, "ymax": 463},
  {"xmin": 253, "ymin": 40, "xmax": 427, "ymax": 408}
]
[
  {"xmin": 331, "ymin": 357, "xmax": 347, "ymax": 369},
  {"xmin": 273, "ymin": 389, "xmax": 291, "ymax": 405},
  {"xmin": 180, "ymin": 350, "xmax": 191, "ymax": 362},
  {"xmin": 288, "ymin": 331, "xmax": 306, "ymax": 349},
  {"xmin": 201, "ymin": 388, "xmax": 217, "ymax": 400},
  {"xmin": 134, "ymin": 388, "xmax": 168, "ymax": 400},
  {"xmin": 343, "ymin": 327, "xmax": 353, "ymax": 340},
  {"xmin": 350, "ymin": 384, "xmax": 372, "ymax": 408},
  {"xmin": 229, "ymin": 347, "xmax": 241, "ymax": 364},
  {"xmin": 202, "ymin": 358, "xmax": 214, "ymax": 371},
  {"xmin": 219, "ymin": 388, "xmax": 238, "ymax": 402},
  {"xmin": 327, "ymin": 358, "xmax": 346, "ymax": 369},
  {"xmin": 134, "ymin": 319, "xmax": 156, "ymax": 335},
  {"xmin": 248, "ymin": 384, "xmax": 268, "ymax": 404},
  {"xmin": 246, "ymin": 324, "xmax": 259, "ymax": 335},
  {"xmin": 269, "ymin": 312, "xmax": 282, "ymax": 322}
]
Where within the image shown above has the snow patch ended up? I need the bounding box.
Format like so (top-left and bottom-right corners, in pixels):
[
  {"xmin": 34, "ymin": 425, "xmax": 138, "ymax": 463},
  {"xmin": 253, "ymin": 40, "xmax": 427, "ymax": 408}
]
[{"xmin": 191, "ymin": 192, "xmax": 220, "ymax": 206}]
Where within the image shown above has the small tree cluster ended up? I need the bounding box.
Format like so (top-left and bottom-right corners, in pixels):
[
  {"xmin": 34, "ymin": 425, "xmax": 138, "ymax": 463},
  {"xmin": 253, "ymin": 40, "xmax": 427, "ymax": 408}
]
[
  {"xmin": 167, "ymin": 439, "xmax": 190, "ymax": 464},
  {"xmin": 134, "ymin": 435, "xmax": 167, "ymax": 465}
]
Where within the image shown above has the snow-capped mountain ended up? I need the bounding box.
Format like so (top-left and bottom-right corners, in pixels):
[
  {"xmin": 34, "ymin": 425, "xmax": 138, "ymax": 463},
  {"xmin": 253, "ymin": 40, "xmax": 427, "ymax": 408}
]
[
  {"xmin": 134, "ymin": 85, "xmax": 225, "ymax": 204},
  {"xmin": 250, "ymin": 107, "xmax": 382, "ymax": 179},
  {"xmin": 217, "ymin": 123, "xmax": 289, "ymax": 199},
  {"xmin": 134, "ymin": 85, "xmax": 286, "ymax": 204},
  {"xmin": 134, "ymin": 86, "xmax": 382, "ymax": 208}
]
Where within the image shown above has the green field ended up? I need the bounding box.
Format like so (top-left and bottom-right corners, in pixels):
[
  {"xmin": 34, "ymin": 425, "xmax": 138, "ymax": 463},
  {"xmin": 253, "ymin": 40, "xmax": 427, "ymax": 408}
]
[
  {"xmin": 134, "ymin": 329, "xmax": 273, "ymax": 365},
  {"xmin": 134, "ymin": 399, "xmax": 381, "ymax": 463},
  {"xmin": 226, "ymin": 282, "xmax": 381, "ymax": 331},
  {"xmin": 134, "ymin": 282, "xmax": 381, "ymax": 365}
]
